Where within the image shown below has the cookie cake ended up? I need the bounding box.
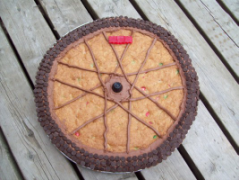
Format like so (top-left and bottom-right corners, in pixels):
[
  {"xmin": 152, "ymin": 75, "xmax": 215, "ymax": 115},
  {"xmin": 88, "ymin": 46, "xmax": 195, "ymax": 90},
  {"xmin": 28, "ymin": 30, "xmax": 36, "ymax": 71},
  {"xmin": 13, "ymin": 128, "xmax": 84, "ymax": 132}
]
[{"xmin": 34, "ymin": 16, "xmax": 199, "ymax": 172}]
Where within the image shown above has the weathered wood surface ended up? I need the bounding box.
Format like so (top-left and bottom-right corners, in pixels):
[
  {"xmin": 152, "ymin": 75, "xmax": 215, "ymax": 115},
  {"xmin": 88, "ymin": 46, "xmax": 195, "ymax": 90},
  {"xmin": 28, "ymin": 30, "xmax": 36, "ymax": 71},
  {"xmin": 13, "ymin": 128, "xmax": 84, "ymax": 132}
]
[
  {"xmin": 140, "ymin": 150, "xmax": 196, "ymax": 180},
  {"xmin": 180, "ymin": 0, "xmax": 239, "ymax": 78},
  {"xmin": 134, "ymin": 0, "xmax": 239, "ymax": 146},
  {"xmin": 1, "ymin": 0, "xmax": 239, "ymax": 179},
  {"xmin": 0, "ymin": 26, "xmax": 79, "ymax": 180},
  {"xmin": 0, "ymin": 0, "xmax": 56, "ymax": 81},
  {"xmin": 221, "ymin": 0, "xmax": 239, "ymax": 22},
  {"xmin": 183, "ymin": 101, "xmax": 239, "ymax": 180},
  {"xmin": 77, "ymin": 165, "xmax": 138, "ymax": 180},
  {"xmin": 38, "ymin": 0, "xmax": 92, "ymax": 36},
  {"xmin": 0, "ymin": 129, "xmax": 22, "ymax": 180}
]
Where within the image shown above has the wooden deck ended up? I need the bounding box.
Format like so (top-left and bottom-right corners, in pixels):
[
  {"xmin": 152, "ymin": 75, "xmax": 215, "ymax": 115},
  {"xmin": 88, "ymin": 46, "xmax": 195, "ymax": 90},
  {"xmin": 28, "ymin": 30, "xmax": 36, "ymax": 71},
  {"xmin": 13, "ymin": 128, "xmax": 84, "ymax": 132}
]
[{"xmin": 0, "ymin": 0, "xmax": 238, "ymax": 179}]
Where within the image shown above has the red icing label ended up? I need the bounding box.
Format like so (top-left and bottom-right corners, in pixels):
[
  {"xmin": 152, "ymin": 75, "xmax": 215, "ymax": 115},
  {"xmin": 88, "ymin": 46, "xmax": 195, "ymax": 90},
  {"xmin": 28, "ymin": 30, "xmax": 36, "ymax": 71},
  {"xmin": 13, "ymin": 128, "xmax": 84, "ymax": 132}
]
[{"xmin": 109, "ymin": 36, "xmax": 132, "ymax": 44}]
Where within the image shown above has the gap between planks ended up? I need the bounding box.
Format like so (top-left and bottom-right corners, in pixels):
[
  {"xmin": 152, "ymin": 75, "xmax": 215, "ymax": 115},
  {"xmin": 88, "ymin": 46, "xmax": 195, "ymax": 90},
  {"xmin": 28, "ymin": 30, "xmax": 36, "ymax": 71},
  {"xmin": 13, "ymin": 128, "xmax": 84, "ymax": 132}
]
[
  {"xmin": 81, "ymin": 0, "xmax": 99, "ymax": 20},
  {"xmin": 216, "ymin": 0, "xmax": 239, "ymax": 26},
  {"xmin": 0, "ymin": 127, "xmax": 25, "ymax": 180},
  {"xmin": 34, "ymin": 0, "xmax": 60, "ymax": 39},
  {"xmin": 177, "ymin": 145, "xmax": 204, "ymax": 180},
  {"xmin": 199, "ymin": 93, "xmax": 239, "ymax": 154}
]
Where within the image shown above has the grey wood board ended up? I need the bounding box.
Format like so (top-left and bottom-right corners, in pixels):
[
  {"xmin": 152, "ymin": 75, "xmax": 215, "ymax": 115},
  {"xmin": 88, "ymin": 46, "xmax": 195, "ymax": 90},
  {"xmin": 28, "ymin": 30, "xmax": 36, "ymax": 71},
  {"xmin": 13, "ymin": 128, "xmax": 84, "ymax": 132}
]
[
  {"xmin": 0, "ymin": 26, "xmax": 79, "ymax": 180},
  {"xmin": 38, "ymin": 0, "xmax": 92, "ymax": 37},
  {"xmin": 0, "ymin": 0, "xmax": 56, "ymax": 81},
  {"xmin": 0, "ymin": 130, "xmax": 22, "ymax": 180},
  {"xmin": 183, "ymin": 101, "xmax": 239, "ymax": 180},
  {"xmin": 221, "ymin": 0, "xmax": 239, "ymax": 22},
  {"xmin": 87, "ymin": 0, "xmax": 141, "ymax": 18},
  {"xmin": 180, "ymin": 0, "xmax": 239, "ymax": 77},
  {"xmin": 134, "ymin": 0, "xmax": 239, "ymax": 146},
  {"xmin": 77, "ymin": 165, "xmax": 138, "ymax": 180},
  {"xmin": 140, "ymin": 150, "xmax": 196, "ymax": 180}
]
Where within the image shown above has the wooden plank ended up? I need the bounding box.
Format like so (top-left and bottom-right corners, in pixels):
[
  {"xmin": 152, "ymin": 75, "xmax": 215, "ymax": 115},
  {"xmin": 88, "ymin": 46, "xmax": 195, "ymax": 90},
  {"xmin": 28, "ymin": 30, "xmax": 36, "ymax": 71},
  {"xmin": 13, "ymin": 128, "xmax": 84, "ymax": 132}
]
[
  {"xmin": 0, "ymin": 129, "xmax": 22, "ymax": 180},
  {"xmin": 180, "ymin": 0, "xmax": 239, "ymax": 78},
  {"xmin": 86, "ymin": 0, "xmax": 141, "ymax": 18},
  {"xmin": 183, "ymin": 101, "xmax": 239, "ymax": 180},
  {"xmin": 0, "ymin": 0, "xmax": 56, "ymax": 81},
  {"xmin": 38, "ymin": 0, "xmax": 92, "ymax": 36},
  {"xmin": 77, "ymin": 165, "xmax": 138, "ymax": 180},
  {"xmin": 221, "ymin": 0, "xmax": 239, "ymax": 22},
  {"xmin": 141, "ymin": 150, "xmax": 196, "ymax": 180},
  {"xmin": 134, "ymin": 0, "xmax": 239, "ymax": 146},
  {"xmin": 0, "ymin": 27, "xmax": 79, "ymax": 180}
]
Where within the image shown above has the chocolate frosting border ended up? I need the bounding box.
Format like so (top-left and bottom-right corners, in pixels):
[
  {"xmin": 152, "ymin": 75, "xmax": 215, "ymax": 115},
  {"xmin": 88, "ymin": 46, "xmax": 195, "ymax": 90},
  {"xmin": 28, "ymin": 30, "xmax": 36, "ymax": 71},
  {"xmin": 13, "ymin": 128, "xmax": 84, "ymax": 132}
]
[{"xmin": 34, "ymin": 16, "xmax": 200, "ymax": 173}]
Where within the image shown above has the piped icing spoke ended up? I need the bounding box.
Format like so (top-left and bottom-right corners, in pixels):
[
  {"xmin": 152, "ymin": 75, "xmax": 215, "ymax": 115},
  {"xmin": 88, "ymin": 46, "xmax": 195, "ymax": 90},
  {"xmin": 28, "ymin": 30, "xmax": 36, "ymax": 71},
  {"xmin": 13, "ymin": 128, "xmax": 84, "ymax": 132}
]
[
  {"xmin": 129, "ymin": 86, "xmax": 184, "ymax": 101},
  {"xmin": 130, "ymin": 38, "xmax": 157, "ymax": 93},
  {"xmin": 52, "ymin": 78, "xmax": 106, "ymax": 100},
  {"xmin": 133, "ymin": 85, "xmax": 177, "ymax": 121},
  {"xmin": 84, "ymin": 39, "xmax": 109, "ymax": 151},
  {"xmin": 54, "ymin": 84, "xmax": 102, "ymax": 110},
  {"xmin": 102, "ymin": 31, "xmax": 132, "ymax": 84},
  {"xmin": 127, "ymin": 101, "xmax": 132, "ymax": 153},
  {"xmin": 116, "ymin": 102, "xmax": 162, "ymax": 138},
  {"xmin": 70, "ymin": 104, "xmax": 118, "ymax": 135},
  {"xmin": 58, "ymin": 61, "xmax": 112, "ymax": 74},
  {"xmin": 125, "ymin": 62, "xmax": 177, "ymax": 76}
]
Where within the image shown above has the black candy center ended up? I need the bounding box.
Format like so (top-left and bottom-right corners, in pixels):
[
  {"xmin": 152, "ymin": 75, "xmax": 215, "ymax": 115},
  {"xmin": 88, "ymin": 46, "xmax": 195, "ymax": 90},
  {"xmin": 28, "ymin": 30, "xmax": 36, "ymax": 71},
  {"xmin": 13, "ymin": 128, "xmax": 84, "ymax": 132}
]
[{"xmin": 112, "ymin": 82, "xmax": 123, "ymax": 93}]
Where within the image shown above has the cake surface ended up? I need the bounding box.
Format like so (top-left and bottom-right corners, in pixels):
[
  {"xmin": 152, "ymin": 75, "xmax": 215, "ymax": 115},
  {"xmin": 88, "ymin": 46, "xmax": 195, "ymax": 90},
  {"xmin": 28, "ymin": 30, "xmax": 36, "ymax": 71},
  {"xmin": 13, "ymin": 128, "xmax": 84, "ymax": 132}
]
[{"xmin": 34, "ymin": 17, "xmax": 199, "ymax": 172}]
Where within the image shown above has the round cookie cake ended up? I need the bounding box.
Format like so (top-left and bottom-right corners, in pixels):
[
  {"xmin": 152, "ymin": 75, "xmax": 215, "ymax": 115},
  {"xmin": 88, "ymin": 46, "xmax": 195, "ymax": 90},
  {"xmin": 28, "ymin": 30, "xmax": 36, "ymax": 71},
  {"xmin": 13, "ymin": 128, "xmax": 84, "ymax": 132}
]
[{"xmin": 34, "ymin": 17, "xmax": 199, "ymax": 172}]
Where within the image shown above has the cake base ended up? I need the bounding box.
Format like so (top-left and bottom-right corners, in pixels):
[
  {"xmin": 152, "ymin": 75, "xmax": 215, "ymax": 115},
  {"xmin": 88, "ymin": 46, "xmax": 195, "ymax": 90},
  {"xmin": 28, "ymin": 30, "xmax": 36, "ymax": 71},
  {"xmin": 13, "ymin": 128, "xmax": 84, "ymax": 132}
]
[{"xmin": 34, "ymin": 16, "xmax": 199, "ymax": 172}]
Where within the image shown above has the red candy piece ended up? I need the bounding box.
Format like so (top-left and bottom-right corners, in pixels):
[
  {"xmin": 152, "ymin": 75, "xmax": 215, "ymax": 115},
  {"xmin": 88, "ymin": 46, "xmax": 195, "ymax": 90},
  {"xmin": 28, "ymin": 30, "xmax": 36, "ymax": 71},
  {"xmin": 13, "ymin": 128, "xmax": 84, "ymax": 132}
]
[
  {"xmin": 146, "ymin": 111, "xmax": 150, "ymax": 117},
  {"xmin": 109, "ymin": 36, "xmax": 132, "ymax": 44},
  {"xmin": 75, "ymin": 132, "xmax": 80, "ymax": 136},
  {"xmin": 149, "ymin": 121, "xmax": 153, "ymax": 124},
  {"xmin": 141, "ymin": 86, "xmax": 146, "ymax": 91}
]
